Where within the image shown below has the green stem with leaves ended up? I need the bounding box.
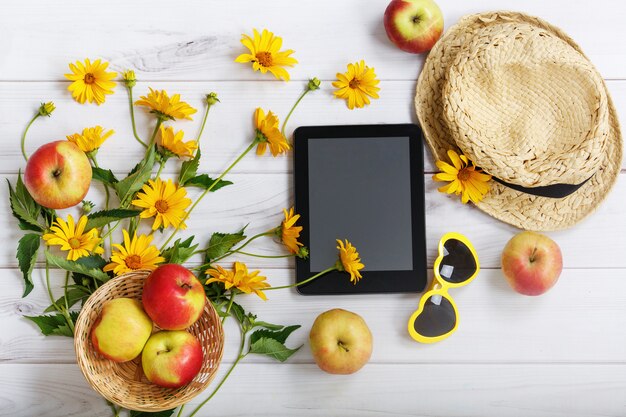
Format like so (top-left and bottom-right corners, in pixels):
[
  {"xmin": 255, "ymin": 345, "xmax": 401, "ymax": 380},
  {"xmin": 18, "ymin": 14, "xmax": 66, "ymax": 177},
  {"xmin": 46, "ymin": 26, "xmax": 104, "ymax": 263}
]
[
  {"xmin": 221, "ymin": 291, "xmax": 237, "ymax": 325},
  {"xmin": 44, "ymin": 259, "xmax": 75, "ymax": 334},
  {"xmin": 211, "ymin": 230, "xmax": 274, "ymax": 263},
  {"xmin": 187, "ymin": 321, "xmax": 248, "ymax": 417},
  {"xmin": 20, "ymin": 114, "xmax": 39, "ymax": 161},
  {"xmin": 127, "ymin": 87, "xmax": 147, "ymax": 148},
  {"xmin": 159, "ymin": 139, "xmax": 258, "ymax": 252},
  {"xmin": 265, "ymin": 266, "xmax": 337, "ymax": 291}
]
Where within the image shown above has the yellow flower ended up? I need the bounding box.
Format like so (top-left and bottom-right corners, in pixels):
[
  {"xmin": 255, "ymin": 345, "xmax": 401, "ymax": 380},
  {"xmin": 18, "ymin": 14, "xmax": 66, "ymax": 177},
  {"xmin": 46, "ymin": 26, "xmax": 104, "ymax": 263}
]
[
  {"xmin": 158, "ymin": 125, "xmax": 198, "ymax": 159},
  {"xmin": 332, "ymin": 60, "xmax": 380, "ymax": 110},
  {"xmin": 254, "ymin": 108, "xmax": 290, "ymax": 156},
  {"xmin": 206, "ymin": 262, "xmax": 270, "ymax": 300},
  {"xmin": 132, "ymin": 178, "xmax": 192, "ymax": 230},
  {"xmin": 43, "ymin": 215, "xmax": 104, "ymax": 261},
  {"xmin": 64, "ymin": 58, "xmax": 117, "ymax": 105},
  {"xmin": 135, "ymin": 88, "xmax": 197, "ymax": 121},
  {"xmin": 433, "ymin": 150, "xmax": 492, "ymax": 204},
  {"xmin": 39, "ymin": 102, "xmax": 56, "ymax": 117},
  {"xmin": 336, "ymin": 239, "xmax": 364, "ymax": 284},
  {"xmin": 103, "ymin": 230, "xmax": 165, "ymax": 276},
  {"xmin": 280, "ymin": 207, "xmax": 303, "ymax": 254},
  {"xmin": 235, "ymin": 29, "xmax": 298, "ymax": 81},
  {"xmin": 67, "ymin": 126, "xmax": 114, "ymax": 153}
]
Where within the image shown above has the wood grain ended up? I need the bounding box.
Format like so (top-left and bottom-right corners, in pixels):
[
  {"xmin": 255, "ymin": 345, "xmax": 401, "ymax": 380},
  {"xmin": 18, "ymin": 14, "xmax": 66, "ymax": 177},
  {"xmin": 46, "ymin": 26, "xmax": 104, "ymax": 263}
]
[{"xmin": 1, "ymin": 363, "xmax": 625, "ymax": 417}]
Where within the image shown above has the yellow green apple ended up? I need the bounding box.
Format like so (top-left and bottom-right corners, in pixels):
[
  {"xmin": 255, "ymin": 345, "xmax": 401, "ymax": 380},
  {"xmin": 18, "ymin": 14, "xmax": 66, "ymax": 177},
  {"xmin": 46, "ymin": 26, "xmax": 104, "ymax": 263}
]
[
  {"xmin": 24, "ymin": 140, "xmax": 92, "ymax": 209},
  {"xmin": 383, "ymin": 0, "xmax": 444, "ymax": 54},
  {"xmin": 501, "ymin": 231, "xmax": 563, "ymax": 296},
  {"xmin": 141, "ymin": 330, "xmax": 203, "ymax": 388},
  {"xmin": 309, "ymin": 309, "xmax": 373, "ymax": 375},
  {"xmin": 90, "ymin": 298, "xmax": 153, "ymax": 362},
  {"xmin": 142, "ymin": 264, "xmax": 206, "ymax": 330}
]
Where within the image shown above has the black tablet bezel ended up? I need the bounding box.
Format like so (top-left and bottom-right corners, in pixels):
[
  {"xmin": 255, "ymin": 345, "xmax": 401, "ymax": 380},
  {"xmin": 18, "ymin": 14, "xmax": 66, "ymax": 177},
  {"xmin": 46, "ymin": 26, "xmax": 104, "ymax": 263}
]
[{"xmin": 293, "ymin": 124, "xmax": 427, "ymax": 295}]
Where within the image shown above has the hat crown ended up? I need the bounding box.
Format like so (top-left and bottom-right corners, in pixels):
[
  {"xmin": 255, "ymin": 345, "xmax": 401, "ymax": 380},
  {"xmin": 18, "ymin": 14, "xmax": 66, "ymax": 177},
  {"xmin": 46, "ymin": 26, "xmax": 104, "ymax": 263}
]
[{"xmin": 443, "ymin": 22, "xmax": 609, "ymax": 187}]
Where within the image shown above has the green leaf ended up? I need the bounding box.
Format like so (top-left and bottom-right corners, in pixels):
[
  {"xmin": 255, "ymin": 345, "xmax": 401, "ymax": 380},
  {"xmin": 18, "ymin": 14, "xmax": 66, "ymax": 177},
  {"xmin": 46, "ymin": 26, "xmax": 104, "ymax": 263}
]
[
  {"xmin": 249, "ymin": 325, "xmax": 301, "ymax": 345},
  {"xmin": 7, "ymin": 175, "xmax": 43, "ymax": 232},
  {"xmin": 74, "ymin": 254, "xmax": 108, "ymax": 270},
  {"xmin": 162, "ymin": 236, "xmax": 199, "ymax": 265},
  {"xmin": 248, "ymin": 337, "xmax": 302, "ymax": 362},
  {"xmin": 25, "ymin": 312, "xmax": 79, "ymax": 337},
  {"xmin": 229, "ymin": 302, "xmax": 246, "ymax": 324},
  {"xmin": 44, "ymin": 287, "xmax": 90, "ymax": 313},
  {"xmin": 41, "ymin": 207, "xmax": 56, "ymax": 228},
  {"xmin": 85, "ymin": 208, "xmax": 142, "ymax": 230},
  {"xmin": 16, "ymin": 233, "xmax": 40, "ymax": 297},
  {"xmin": 179, "ymin": 148, "xmax": 201, "ymax": 186},
  {"xmin": 92, "ymin": 167, "xmax": 118, "ymax": 186},
  {"xmin": 130, "ymin": 408, "xmax": 176, "ymax": 417},
  {"xmin": 204, "ymin": 227, "xmax": 247, "ymax": 261},
  {"xmin": 185, "ymin": 174, "xmax": 233, "ymax": 192},
  {"xmin": 114, "ymin": 145, "xmax": 156, "ymax": 205},
  {"xmin": 45, "ymin": 251, "xmax": 110, "ymax": 282},
  {"xmin": 253, "ymin": 321, "xmax": 285, "ymax": 331}
]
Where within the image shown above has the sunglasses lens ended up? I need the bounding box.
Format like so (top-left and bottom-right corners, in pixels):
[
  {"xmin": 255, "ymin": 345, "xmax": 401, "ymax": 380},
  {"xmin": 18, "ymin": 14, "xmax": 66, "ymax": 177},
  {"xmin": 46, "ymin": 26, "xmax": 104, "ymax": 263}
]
[
  {"xmin": 438, "ymin": 238, "xmax": 477, "ymax": 283},
  {"xmin": 413, "ymin": 295, "xmax": 457, "ymax": 338}
]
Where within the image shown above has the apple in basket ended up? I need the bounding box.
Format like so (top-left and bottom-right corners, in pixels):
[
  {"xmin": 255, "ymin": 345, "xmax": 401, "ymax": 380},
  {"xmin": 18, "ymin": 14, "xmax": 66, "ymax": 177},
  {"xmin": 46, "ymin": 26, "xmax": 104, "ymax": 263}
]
[
  {"xmin": 142, "ymin": 330, "xmax": 204, "ymax": 388},
  {"xmin": 91, "ymin": 298, "xmax": 153, "ymax": 362},
  {"xmin": 24, "ymin": 140, "xmax": 92, "ymax": 209},
  {"xmin": 142, "ymin": 264, "xmax": 206, "ymax": 330},
  {"xmin": 501, "ymin": 231, "xmax": 563, "ymax": 296},
  {"xmin": 383, "ymin": 0, "xmax": 444, "ymax": 54},
  {"xmin": 309, "ymin": 309, "xmax": 373, "ymax": 375}
]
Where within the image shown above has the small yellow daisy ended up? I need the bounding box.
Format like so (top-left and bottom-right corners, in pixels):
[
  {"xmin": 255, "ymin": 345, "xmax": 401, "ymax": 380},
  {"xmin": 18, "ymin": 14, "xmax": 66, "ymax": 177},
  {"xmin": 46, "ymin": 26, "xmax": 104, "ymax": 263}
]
[
  {"xmin": 64, "ymin": 58, "xmax": 117, "ymax": 105},
  {"xmin": 206, "ymin": 262, "xmax": 270, "ymax": 300},
  {"xmin": 336, "ymin": 239, "xmax": 364, "ymax": 284},
  {"xmin": 254, "ymin": 108, "xmax": 290, "ymax": 157},
  {"xmin": 158, "ymin": 125, "xmax": 198, "ymax": 159},
  {"xmin": 280, "ymin": 207, "xmax": 303, "ymax": 254},
  {"xmin": 103, "ymin": 230, "xmax": 165, "ymax": 276},
  {"xmin": 332, "ymin": 60, "xmax": 380, "ymax": 110},
  {"xmin": 433, "ymin": 150, "xmax": 492, "ymax": 204},
  {"xmin": 235, "ymin": 29, "xmax": 298, "ymax": 81},
  {"xmin": 135, "ymin": 88, "xmax": 197, "ymax": 121},
  {"xmin": 132, "ymin": 178, "xmax": 192, "ymax": 230},
  {"xmin": 43, "ymin": 215, "xmax": 104, "ymax": 261},
  {"xmin": 66, "ymin": 126, "xmax": 114, "ymax": 153}
]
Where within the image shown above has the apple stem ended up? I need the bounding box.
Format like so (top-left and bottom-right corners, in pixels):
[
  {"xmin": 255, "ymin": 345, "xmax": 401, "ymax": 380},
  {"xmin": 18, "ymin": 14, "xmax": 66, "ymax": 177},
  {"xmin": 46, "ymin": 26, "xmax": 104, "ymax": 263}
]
[
  {"xmin": 337, "ymin": 341, "xmax": 350, "ymax": 352},
  {"xmin": 530, "ymin": 246, "xmax": 538, "ymax": 263}
]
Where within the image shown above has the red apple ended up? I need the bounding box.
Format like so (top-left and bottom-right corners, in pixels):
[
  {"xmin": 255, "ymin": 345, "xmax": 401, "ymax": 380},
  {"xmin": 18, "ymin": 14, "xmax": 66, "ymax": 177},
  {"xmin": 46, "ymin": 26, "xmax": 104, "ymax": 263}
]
[
  {"xmin": 91, "ymin": 298, "xmax": 154, "ymax": 363},
  {"xmin": 24, "ymin": 140, "xmax": 92, "ymax": 209},
  {"xmin": 501, "ymin": 231, "xmax": 563, "ymax": 296},
  {"xmin": 142, "ymin": 264, "xmax": 206, "ymax": 330},
  {"xmin": 383, "ymin": 0, "xmax": 444, "ymax": 54},
  {"xmin": 309, "ymin": 309, "xmax": 373, "ymax": 375},
  {"xmin": 141, "ymin": 330, "xmax": 203, "ymax": 388}
]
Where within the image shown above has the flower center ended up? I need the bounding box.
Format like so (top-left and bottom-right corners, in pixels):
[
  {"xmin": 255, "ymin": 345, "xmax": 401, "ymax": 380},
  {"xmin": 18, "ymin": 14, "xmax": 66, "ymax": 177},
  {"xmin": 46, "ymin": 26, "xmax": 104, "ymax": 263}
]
[
  {"xmin": 458, "ymin": 168, "xmax": 471, "ymax": 181},
  {"xmin": 155, "ymin": 199, "xmax": 169, "ymax": 213},
  {"xmin": 68, "ymin": 238, "xmax": 81, "ymax": 249},
  {"xmin": 349, "ymin": 78, "xmax": 361, "ymax": 89},
  {"xmin": 255, "ymin": 51, "xmax": 273, "ymax": 68},
  {"xmin": 125, "ymin": 255, "xmax": 142, "ymax": 270},
  {"xmin": 84, "ymin": 73, "xmax": 96, "ymax": 84}
]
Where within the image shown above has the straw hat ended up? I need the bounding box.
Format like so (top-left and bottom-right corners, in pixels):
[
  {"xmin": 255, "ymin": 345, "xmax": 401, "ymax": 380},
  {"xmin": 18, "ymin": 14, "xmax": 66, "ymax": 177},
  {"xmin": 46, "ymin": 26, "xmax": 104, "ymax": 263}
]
[{"xmin": 416, "ymin": 11, "xmax": 622, "ymax": 231}]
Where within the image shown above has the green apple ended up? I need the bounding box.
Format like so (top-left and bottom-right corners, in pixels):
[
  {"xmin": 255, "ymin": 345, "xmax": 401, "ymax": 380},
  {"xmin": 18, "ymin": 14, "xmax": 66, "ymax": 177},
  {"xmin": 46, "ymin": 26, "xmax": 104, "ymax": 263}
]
[
  {"xmin": 309, "ymin": 309, "xmax": 373, "ymax": 375},
  {"xmin": 141, "ymin": 330, "xmax": 204, "ymax": 388},
  {"xmin": 90, "ymin": 298, "xmax": 153, "ymax": 362},
  {"xmin": 24, "ymin": 140, "xmax": 92, "ymax": 209}
]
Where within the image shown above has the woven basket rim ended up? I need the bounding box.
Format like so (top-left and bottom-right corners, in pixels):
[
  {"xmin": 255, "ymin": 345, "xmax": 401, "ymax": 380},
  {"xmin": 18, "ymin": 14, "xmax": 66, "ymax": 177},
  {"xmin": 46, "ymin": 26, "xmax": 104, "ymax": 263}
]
[
  {"xmin": 74, "ymin": 270, "xmax": 225, "ymax": 412},
  {"xmin": 415, "ymin": 10, "xmax": 623, "ymax": 231}
]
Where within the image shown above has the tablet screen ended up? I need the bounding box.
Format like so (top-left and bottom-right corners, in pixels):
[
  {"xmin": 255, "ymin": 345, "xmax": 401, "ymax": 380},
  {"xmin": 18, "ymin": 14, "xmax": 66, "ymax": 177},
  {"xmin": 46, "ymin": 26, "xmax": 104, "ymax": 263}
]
[{"xmin": 307, "ymin": 137, "xmax": 413, "ymax": 272}]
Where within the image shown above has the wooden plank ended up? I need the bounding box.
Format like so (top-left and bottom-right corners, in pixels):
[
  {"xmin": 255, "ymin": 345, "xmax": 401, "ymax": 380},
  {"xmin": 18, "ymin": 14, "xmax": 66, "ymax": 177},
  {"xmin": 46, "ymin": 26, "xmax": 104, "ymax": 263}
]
[
  {"xmin": 3, "ymin": 173, "xmax": 626, "ymax": 270},
  {"xmin": 1, "ymin": 363, "xmax": 625, "ymax": 417},
  {"xmin": 1, "ymin": 0, "xmax": 626, "ymax": 80},
  {"xmin": 2, "ymin": 80, "xmax": 625, "ymax": 174},
  {"xmin": 3, "ymin": 267, "xmax": 625, "ymax": 364}
]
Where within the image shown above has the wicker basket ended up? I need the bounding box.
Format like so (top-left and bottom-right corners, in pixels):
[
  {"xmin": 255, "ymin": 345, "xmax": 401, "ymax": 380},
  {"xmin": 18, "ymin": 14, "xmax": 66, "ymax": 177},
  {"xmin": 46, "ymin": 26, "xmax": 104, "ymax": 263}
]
[{"xmin": 74, "ymin": 270, "xmax": 225, "ymax": 412}]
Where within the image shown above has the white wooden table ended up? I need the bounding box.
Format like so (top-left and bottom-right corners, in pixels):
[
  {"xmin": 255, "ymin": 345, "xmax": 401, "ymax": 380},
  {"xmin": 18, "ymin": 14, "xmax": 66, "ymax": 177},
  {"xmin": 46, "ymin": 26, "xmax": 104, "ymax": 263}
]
[{"xmin": 2, "ymin": 1, "xmax": 626, "ymax": 416}]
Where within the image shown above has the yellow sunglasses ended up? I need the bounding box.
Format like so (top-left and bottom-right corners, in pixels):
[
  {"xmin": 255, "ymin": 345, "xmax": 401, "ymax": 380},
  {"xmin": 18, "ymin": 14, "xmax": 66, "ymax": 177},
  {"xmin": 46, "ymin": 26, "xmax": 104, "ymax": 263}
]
[{"xmin": 408, "ymin": 232, "xmax": 479, "ymax": 343}]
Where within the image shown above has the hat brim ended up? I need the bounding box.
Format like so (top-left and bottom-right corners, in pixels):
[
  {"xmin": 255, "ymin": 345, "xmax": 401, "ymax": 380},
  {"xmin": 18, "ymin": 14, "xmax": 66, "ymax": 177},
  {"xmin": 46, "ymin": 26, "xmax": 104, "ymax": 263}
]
[{"xmin": 415, "ymin": 11, "xmax": 623, "ymax": 231}]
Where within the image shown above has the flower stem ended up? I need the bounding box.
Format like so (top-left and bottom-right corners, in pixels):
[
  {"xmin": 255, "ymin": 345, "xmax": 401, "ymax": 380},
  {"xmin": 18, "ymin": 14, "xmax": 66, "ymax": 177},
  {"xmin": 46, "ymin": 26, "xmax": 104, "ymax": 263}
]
[
  {"xmin": 210, "ymin": 230, "xmax": 274, "ymax": 264},
  {"xmin": 265, "ymin": 266, "xmax": 337, "ymax": 291},
  {"xmin": 187, "ymin": 325, "xmax": 247, "ymax": 417},
  {"xmin": 221, "ymin": 291, "xmax": 237, "ymax": 325},
  {"xmin": 45, "ymin": 259, "xmax": 75, "ymax": 333},
  {"xmin": 127, "ymin": 87, "xmax": 148, "ymax": 148},
  {"xmin": 91, "ymin": 156, "xmax": 113, "ymax": 249},
  {"xmin": 106, "ymin": 401, "xmax": 119, "ymax": 417},
  {"xmin": 281, "ymin": 89, "xmax": 310, "ymax": 138},
  {"xmin": 148, "ymin": 119, "xmax": 163, "ymax": 149},
  {"xmin": 233, "ymin": 250, "xmax": 296, "ymax": 259},
  {"xmin": 175, "ymin": 404, "xmax": 185, "ymax": 417},
  {"xmin": 155, "ymin": 159, "xmax": 166, "ymax": 179},
  {"xmin": 159, "ymin": 140, "xmax": 258, "ymax": 252},
  {"xmin": 21, "ymin": 114, "xmax": 40, "ymax": 161},
  {"xmin": 63, "ymin": 270, "xmax": 70, "ymax": 312},
  {"xmin": 196, "ymin": 102, "xmax": 212, "ymax": 144}
]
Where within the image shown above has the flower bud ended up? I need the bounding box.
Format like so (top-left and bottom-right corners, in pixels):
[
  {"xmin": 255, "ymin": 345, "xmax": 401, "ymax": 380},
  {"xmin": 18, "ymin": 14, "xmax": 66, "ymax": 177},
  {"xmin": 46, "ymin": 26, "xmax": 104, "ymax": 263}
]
[
  {"xmin": 81, "ymin": 200, "xmax": 95, "ymax": 214},
  {"xmin": 307, "ymin": 77, "xmax": 321, "ymax": 91},
  {"xmin": 123, "ymin": 70, "xmax": 136, "ymax": 88},
  {"xmin": 206, "ymin": 92, "xmax": 220, "ymax": 106},
  {"xmin": 39, "ymin": 102, "xmax": 56, "ymax": 117},
  {"xmin": 297, "ymin": 246, "xmax": 310, "ymax": 259}
]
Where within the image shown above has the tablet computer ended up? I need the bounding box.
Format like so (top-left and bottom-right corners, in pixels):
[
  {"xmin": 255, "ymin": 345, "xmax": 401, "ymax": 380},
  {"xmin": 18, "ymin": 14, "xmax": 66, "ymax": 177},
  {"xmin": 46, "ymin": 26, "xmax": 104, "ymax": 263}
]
[{"xmin": 294, "ymin": 124, "xmax": 427, "ymax": 295}]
